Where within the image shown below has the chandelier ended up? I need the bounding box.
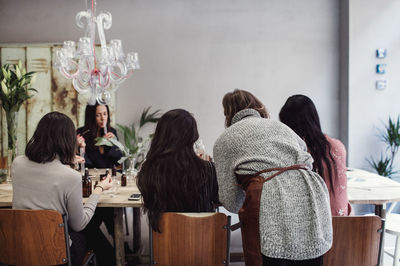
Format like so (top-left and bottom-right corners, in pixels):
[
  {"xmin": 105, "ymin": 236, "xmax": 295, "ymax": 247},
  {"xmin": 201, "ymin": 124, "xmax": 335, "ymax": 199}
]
[{"xmin": 54, "ymin": 0, "xmax": 140, "ymax": 105}]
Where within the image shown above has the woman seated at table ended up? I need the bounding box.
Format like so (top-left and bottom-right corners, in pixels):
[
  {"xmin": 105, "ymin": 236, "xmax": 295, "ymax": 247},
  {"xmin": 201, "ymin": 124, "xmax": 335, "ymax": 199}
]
[
  {"xmin": 279, "ymin": 94, "xmax": 352, "ymax": 216},
  {"xmin": 213, "ymin": 89, "xmax": 332, "ymax": 266},
  {"xmin": 76, "ymin": 103, "xmax": 122, "ymax": 265},
  {"xmin": 137, "ymin": 109, "xmax": 219, "ymax": 232},
  {"xmin": 11, "ymin": 112, "xmax": 113, "ymax": 266},
  {"xmin": 77, "ymin": 103, "xmax": 123, "ymax": 169}
]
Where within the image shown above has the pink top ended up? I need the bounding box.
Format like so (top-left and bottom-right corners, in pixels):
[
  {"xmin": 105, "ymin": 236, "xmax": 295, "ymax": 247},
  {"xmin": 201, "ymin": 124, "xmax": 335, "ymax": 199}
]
[{"xmin": 322, "ymin": 135, "xmax": 352, "ymax": 216}]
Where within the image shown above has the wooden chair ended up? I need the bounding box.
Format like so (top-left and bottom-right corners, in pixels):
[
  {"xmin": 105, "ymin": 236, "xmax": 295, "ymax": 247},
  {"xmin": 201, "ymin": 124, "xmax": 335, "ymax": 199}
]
[
  {"xmin": 323, "ymin": 215, "xmax": 384, "ymax": 266},
  {"xmin": 149, "ymin": 212, "xmax": 231, "ymax": 266},
  {"xmin": 0, "ymin": 209, "xmax": 96, "ymax": 266}
]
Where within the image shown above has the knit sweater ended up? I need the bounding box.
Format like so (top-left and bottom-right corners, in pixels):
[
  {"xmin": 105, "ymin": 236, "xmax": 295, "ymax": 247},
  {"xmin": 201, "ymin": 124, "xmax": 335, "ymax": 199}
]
[
  {"xmin": 213, "ymin": 109, "xmax": 332, "ymax": 260},
  {"xmin": 12, "ymin": 156, "xmax": 99, "ymax": 232}
]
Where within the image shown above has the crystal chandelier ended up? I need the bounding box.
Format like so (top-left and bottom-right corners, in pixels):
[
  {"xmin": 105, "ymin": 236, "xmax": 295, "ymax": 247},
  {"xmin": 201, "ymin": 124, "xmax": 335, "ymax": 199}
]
[{"xmin": 54, "ymin": 0, "xmax": 140, "ymax": 105}]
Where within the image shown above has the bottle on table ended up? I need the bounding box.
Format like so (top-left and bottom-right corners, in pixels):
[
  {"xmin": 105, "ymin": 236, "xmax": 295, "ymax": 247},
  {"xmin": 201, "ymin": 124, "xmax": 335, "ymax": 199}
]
[
  {"xmin": 112, "ymin": 165, "xmax": 117, "ymax": 177},
  {"xmin": 82, "ymin": 168, "xmax": 92, "ymax": 197},
  {"xmin": 121, "ymin": 172, "xmax": 127, "ymax": 187}
]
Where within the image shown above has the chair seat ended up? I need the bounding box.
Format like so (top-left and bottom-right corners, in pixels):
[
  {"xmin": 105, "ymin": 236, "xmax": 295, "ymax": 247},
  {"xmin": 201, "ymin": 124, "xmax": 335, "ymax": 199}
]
[{"xmin": 386, "ymin": 214, "xmax": 400, "ymax": 235}]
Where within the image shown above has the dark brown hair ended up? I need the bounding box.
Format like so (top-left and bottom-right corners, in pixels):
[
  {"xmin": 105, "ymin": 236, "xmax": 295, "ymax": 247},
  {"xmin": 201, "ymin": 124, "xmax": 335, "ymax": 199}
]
[
  {"xmin": 222, "ymin": 89, "xmax": 269, "ymax": 127},
  {"xmin": 137, "ymin": 109, "xmax": 218, "ymax": 232},
  {"xmin": 25, "ymin": 112, "xmax": 77, "ymax": 166}
]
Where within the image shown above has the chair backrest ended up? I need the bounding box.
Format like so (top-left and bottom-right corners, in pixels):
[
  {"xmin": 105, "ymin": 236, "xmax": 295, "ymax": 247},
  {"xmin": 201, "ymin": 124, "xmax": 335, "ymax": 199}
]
[
  {"xmin": 323, "ymin": 215, "xmax": 384, "ymax": 266},
  {"xmin": 150, "ymin": 212, "xmax": 231, "ymax": 266},
  {"xmin": 0, "ymin": 209, "xmax": 71, "ymax": 266}
]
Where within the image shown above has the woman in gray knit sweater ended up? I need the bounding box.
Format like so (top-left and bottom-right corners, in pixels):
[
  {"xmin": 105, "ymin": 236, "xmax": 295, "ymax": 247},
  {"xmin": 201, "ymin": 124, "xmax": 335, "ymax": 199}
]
[{"xmin": 213, "ymin": 90, "xmax": 332, "ymax": 266}]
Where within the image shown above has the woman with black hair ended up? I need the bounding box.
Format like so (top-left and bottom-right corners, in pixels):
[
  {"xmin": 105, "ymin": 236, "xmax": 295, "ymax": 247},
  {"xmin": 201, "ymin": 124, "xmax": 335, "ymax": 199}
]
[
  {"xmin": 76, "ymin": 103, "xmax": 123, "ymax": 266},
  {"xmin": 279, "ymin": 94, "xmax": 352, "ymax": 216},
  {"xmin": 12, "ymin": 112, "xmax": 113, "ymax": 266},
  {"xmin": 137, "ymin": 109, "xmax": 219, "ymax": 232},
  {"xmin": 77, "ymin": 103, "xmax": 123, "ymax": 168}
]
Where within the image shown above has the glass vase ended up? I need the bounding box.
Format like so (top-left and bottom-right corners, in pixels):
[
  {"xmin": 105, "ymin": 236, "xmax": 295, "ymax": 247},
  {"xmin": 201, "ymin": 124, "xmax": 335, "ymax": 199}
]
[
  {"xmin": 126, "ymin": 157, "xmax": 138, "ymax": 179},
  {"xmin": 5, "ymin": 111, "xmax": 18, "ymax": 183}
]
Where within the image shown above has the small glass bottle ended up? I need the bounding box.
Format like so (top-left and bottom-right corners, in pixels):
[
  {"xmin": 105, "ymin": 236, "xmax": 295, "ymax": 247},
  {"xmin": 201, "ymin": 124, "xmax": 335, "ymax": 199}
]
[
  {"xmin": 121, "ymin": 172, "xmax": 127, "ymax": 187},
  {"xmin": 112, "ymin": 165, "xmax": 117, "ymax": 177},
  {"xmin": 82, "ymin": 174, "xmax": 92, "ymax": 197}
]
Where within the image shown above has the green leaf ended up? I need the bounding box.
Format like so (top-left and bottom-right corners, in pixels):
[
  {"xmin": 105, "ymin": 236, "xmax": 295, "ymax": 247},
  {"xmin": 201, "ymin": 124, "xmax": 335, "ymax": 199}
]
[{"xmin": 139, "ymin": 107, "xmax": 161, "ymax": 127}]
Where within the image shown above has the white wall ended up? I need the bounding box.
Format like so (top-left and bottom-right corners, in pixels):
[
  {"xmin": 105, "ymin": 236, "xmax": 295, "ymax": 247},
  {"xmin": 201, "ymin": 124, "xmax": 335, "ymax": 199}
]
[
  {"xmin": 348, "ymin": 0, "xmax": 400, "ymax": 171},
  {"xmin": 0, "ymin": 0, "xmax": 340, "ymax": 153}
]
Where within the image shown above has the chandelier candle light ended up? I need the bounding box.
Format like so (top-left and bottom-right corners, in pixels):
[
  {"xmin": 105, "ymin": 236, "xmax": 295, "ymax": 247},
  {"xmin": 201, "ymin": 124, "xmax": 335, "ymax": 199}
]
[{"xmin": 55, "ymin": 0, "xmax": 140, "ymax": 105}]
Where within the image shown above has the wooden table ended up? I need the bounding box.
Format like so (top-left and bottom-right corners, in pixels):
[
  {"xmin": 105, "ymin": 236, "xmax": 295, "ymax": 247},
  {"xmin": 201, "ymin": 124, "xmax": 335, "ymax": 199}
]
[{"xmin": 0, "ymin": 172, "xmax": 143, "ymax": 266}]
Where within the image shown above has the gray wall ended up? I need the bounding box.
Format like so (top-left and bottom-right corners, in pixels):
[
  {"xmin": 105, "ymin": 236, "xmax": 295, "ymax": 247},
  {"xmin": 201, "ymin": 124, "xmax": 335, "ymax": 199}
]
[
  {"xmin": 0, "ymin": 0, "xmax": 341, "ymax": 153},
  {"xmin": 348, "ymin": 0, "xmax": 400, "ymax": 170}
]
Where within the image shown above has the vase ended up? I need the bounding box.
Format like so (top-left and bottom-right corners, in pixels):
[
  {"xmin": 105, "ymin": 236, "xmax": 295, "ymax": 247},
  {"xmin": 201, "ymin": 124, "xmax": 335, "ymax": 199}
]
[
  {"xmin": 5, "ymin": 111, "xmax": 18, "ymax": 183},
  {"xmin": 126, "ymin": 157, "xmax": 138, "ymax": 178}
]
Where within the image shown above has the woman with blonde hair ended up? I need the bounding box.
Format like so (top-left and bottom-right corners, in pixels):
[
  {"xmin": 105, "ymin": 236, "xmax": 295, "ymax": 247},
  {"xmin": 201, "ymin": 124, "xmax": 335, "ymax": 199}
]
[{"xmin": 213, "ymin": 89, "xmax": 332, "ymax": 266}]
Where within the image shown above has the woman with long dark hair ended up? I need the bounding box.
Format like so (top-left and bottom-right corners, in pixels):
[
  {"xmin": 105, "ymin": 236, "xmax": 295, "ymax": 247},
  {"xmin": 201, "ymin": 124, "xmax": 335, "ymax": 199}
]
[
  {"xmin": 137, "ymin": 109, "xmax": 219, "ymax": 232},
  {"xmin": 12, "ymin": 112, "xmax": 112, "ymax": 266},
  {"xmin": 76, "ymin": 103, "xmax": 123, "ymax": 266},
  {"xmin": 77, "ymin": 103, "xmax": 123, "ymax": 168},
  {"xmin": 279, "ymin": 94, "xmax": 352, "ymax": 216},
  {"xmin": 214, "ymin": 89, "xmax": 332, "ymax": 266}
]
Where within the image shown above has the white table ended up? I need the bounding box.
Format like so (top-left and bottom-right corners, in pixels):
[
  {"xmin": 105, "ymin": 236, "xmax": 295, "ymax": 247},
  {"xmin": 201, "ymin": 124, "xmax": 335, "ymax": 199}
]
[
  {"xmin": 347, "ymin": 168, "xmax": 400, "ymax": 265},
  {"xmin": 347, "ymin": 168, "xmax": 400, "ymax": 217}
]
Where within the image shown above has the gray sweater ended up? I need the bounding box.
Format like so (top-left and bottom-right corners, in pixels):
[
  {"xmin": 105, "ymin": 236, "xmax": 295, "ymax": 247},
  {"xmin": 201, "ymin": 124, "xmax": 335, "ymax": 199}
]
[
  {"xmin": 12, "ymin": 156, "xmax": 99, "ymax": 232},
  {"xmin": 213, "ymin": 109, "xmax": 332, "ymax": 260}
]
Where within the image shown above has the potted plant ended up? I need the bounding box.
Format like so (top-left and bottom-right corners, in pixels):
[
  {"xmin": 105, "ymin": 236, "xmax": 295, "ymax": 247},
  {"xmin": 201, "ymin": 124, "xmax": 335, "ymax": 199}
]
[
  {"xmin": 95, "ymin": 107, "xmax": 161, "ymax": 175},
  {"xmin": 368, "ymin": 116, "xmax": 400, "ymax": 178},
  {"xmin": 0, "ymin": 61, "xmax": 37, "ymax": 181}
]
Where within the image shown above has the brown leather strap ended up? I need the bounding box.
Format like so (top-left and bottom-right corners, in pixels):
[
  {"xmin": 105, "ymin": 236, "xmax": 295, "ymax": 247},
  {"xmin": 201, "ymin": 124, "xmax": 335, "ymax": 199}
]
[
  {"xmin": 237, "ymin": 164, "xmax": 307, "ymax": 190},
  {"xmin": 259, "ymin": 164, "xmax": 307, "ymax": 183},
  {"xmin": 235, "ymin": 164, "xmax": 308, "ymax": 266}
]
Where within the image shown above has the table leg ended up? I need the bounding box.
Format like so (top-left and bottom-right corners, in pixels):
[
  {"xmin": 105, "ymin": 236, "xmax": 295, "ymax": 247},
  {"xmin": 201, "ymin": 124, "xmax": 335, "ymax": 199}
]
[
  {"xmin": 375, "ymin": 204, "xmax": 386, "ymax": 266},
  {"xmin": 114, "ymin": 207, "xmax": 125, "ymax": 266},
  {"xmin": 133, "ymin": 207, "xmax": 141, "ymax": 253}
]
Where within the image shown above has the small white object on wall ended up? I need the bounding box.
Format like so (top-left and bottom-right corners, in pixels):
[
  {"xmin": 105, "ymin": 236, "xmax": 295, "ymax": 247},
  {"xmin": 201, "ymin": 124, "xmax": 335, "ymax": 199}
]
[{"xmin": 376, "ymin": 80, "xmax": 387, "ymax": 90}]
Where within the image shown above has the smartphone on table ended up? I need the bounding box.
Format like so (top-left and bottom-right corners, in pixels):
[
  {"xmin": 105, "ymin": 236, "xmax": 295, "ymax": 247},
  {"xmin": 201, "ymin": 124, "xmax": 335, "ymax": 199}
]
[{"xmin": 128, "ymin": 193, "xmax": 141, "ymax": 201}]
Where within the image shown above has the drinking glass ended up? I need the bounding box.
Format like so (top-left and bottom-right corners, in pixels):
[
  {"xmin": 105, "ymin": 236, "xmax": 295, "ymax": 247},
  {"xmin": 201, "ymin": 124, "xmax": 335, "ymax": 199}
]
[
  {"xmin": 194, "ymin": 139, "xmax": 206, "ymax": 159},
  {"xmin": 106, "ymin": 175, "xmax": 120, "ymax": 198}
]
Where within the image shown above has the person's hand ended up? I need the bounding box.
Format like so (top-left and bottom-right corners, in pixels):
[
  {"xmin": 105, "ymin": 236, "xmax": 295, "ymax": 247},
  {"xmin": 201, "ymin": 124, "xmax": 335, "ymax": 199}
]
[
  {"xmin": 74, "ymin": 155, "xmax": 85, "ymax": 164},
  {"xmin": 104, "ymin": 132, "xmax": 115, "ymax": 139},
  {"xmin": 77, "ymin": 134, "xmax": 86, "ymax": 148},
  {"xmin": 98, "ymin": 174, "xmax": 113, "ymax": 190}
]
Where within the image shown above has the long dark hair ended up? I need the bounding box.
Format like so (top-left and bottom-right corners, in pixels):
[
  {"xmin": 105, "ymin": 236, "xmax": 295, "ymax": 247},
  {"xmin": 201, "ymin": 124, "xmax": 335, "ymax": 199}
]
[
  {"xmin": 25, "ymin": 112, "xmax": 76, "ymax": 166},
  {"xmin": 81, "ymin": 103, "xmax": 111, "ymax": 150},
  {"xmin": 279, "ymin": 95, "xmax": 336, "ymax": 192},
  {"xmin": 222, "ymin": 89, "xmax": 269, "ymax": 127},
  {"xmin": 137, "ymin": 109, "xmax": 215, "ymax": 232}
]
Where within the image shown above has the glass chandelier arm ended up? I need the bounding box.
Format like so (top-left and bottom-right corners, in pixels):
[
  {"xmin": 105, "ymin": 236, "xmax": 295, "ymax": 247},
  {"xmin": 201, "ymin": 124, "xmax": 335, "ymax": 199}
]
[
  {"xmin": 96, "ymin": 12, "xmax": 112, "ymax": 49},
  {"xmin": 58, "ymin": 58, "xmax": 80, "ymax": 79},
  {"xmin": 72, "ymin": 78, "xmax": 91, "ymax": 94},
  {"xmin": 109, "ymin": 61, "xmax": 128, "ymax": 83},
  {"xmin": 76, "ymin": 10, "xmax": 92, "ymax": 29}
]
